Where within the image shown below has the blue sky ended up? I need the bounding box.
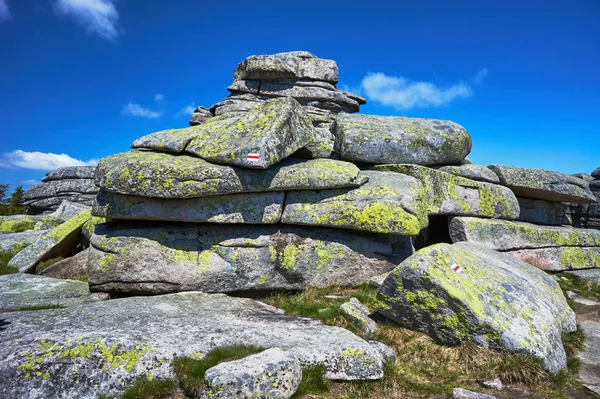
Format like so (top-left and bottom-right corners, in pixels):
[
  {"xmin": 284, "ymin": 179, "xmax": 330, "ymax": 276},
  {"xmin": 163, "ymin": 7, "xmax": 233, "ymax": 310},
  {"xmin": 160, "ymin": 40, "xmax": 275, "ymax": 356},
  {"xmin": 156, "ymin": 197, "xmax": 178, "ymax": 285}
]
[{"xmin": 0, "ymin": 0, "xmax": 599, "ymax": 191}]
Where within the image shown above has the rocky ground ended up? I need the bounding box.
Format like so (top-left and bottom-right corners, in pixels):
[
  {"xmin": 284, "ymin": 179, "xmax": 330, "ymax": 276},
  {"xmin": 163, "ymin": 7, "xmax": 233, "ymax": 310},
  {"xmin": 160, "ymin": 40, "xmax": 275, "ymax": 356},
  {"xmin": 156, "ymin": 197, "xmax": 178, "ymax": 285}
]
[{"xmin": 1, "ymin": 51, "xmax": 599, "ymax": 399}]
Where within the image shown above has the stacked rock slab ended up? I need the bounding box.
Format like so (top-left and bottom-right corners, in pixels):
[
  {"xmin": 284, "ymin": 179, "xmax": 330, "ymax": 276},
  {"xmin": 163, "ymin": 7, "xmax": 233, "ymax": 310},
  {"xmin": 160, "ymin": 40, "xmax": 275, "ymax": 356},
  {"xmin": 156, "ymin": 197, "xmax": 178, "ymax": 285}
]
[
  {"xmin": 23, "ymin": 166, "xmax": 98, "ymax": 214},
  {"xmin": 570, "ymin": 167, "xmax": 600, "ymax": 229}
]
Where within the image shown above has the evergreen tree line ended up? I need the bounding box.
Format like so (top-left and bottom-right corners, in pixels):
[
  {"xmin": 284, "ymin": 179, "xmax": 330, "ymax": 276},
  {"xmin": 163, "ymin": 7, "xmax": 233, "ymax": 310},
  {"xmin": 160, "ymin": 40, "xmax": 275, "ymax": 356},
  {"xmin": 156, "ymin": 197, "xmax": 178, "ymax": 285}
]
[{"xmin": 0, "ymin": 184, "xmax": 26, "ymax": 216}]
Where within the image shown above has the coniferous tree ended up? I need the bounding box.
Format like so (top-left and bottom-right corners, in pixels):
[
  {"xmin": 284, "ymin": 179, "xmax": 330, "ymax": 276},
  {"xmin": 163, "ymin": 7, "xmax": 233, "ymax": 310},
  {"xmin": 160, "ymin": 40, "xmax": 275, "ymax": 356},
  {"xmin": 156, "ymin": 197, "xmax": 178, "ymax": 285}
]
[
  {"xmin": 9, "ymin": 185, "xmax": 25, "ymax": 215},
  {"xmin": 0, "ymin": 184, "xmax": 8, "ymax": 216}
]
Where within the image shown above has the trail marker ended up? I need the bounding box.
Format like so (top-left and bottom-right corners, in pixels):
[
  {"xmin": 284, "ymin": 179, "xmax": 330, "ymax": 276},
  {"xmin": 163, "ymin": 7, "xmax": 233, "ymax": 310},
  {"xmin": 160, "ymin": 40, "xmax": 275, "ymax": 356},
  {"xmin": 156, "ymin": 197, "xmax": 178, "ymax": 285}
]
[
  {"xmin": 451, "ymin": 263, "xmax": 463, "ymax": 273},
  {"xmin": 246, "ymin": 153, "xmax": 260, "ymax": 162}
]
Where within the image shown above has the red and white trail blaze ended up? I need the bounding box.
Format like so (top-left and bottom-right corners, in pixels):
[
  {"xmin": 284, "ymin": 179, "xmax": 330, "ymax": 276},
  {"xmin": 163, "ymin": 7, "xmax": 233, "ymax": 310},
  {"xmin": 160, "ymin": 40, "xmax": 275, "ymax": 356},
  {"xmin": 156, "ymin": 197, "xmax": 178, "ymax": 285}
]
[
  {"xmin": 451, "ymin": 263, "xmax": 463, "ymax": 273},
  {"xmin": 246, "ymin": 153, "xmax": 260, "ymax": 162}
]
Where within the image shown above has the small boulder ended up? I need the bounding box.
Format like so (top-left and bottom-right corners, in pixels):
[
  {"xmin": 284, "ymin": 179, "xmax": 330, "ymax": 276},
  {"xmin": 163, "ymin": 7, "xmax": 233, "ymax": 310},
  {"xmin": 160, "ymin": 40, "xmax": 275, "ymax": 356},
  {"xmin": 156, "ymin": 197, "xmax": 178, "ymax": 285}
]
[
  {"xmin": 453, "ymin": 388, "xmax": 496, "ymax": 399},
  {"xmin": 39, "ymin": 248, "xmax": 89, "ymax": 281},
  {"xmin": 201, "ymin": 348, "xmax": 302, "ymax": 399},
  {"xmin": 189, "ymin": 106, "xmax": 213, "ymax": 126},
  {"xmin": 480, "ymin": 379, "xmax": 504, "ymax": 390},
  {"xmin": 339, "ymin": 298, "xmax": 378, "ymax": 339}
]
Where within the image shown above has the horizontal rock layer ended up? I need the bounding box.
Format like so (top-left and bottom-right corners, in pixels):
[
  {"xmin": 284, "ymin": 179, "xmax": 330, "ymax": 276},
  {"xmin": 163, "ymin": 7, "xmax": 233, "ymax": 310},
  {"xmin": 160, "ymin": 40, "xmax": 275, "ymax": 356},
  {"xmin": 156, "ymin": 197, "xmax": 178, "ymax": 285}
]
[{"xmin": 42, "ymin": 166, "xmax": 96, "ymax": 182}]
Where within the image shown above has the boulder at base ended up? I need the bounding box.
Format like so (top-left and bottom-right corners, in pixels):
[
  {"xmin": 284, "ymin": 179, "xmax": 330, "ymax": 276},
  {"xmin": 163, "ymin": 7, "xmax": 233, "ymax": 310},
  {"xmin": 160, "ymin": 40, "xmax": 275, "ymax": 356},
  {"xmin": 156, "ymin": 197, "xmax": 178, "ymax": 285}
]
[
  {"xmin": 38, "ymin": 249, "xmax": 89, "ymax": 281},
  {"xmin": 88, "ymin": 222, "xmax": 413, "ymax": 295},
  {"xmin": 377, "ymin": 242, "xmax": 576, "ymax": 373},
  {"xmin": 281, "ymin": 171, "xmax": 428, "ymax": 235},
  {"xmin": 489, "ymin": 165, "xmax": 596, "ymax": 204},
  {"xmin": 201, "ymin": 348, "xmax": 302, "ymax": 399},
  {"xmin": 0, "ymin": 292, "xmax": 384, "ymax": 398},
  {"xmin": 374, "ymin": 164, "xmax": 519, "ymax": 220},
  {"xmin": 334, "ymin": 114, "xmax": 472, "ymax": 166},
  {"xmin": 8, "ymin": 210, "xmax": 91, "ymax": 273},
  {"xmin": 132, "ymin": 97, "xmax": 315, "ymax": 169}
]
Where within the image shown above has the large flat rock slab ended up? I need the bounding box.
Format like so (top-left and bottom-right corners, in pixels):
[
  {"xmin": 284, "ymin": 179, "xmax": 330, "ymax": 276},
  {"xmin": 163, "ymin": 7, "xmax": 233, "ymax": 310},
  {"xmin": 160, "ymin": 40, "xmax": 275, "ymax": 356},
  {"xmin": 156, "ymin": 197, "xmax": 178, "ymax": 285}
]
[
  {"xmin": 88, "ymin": 222, "xmax": 412, "ymax": 295},
  {"xmin": 281, "ymin": 171, "xmax": 428, "ymax": 235},
  {"xmin": 95, "ymin": 152, "xmax": 365, "ymax": 199},
  {"xmin": 42, "ymin": 166, "xmax": 96, "ymax": 182},
  {"xmin": 0, "ymin": 230, "xmax": 45, "ymax": 258},
  {"xmin": 449, "ymin": 217, "xmax": 600, "ymax": 251},
  {"xmin": 334, "ymin": 114, "xmax": 472, "ymax": 165},
  {"xmin": 437, "ymin": 164, "xmax": 500, "ymax": 184},
  {"xmin": 0, "ymin": 214, "xmax": 58, "ymax": 233},
  {"xmin": 374, "ymin": 164, "xmax": 519, "ymax": 220},
  {"xmin": 0, "ymin": 292, "xmax": 385, "ymax": 398},
  {"xmin": 505, "ymin": 246, "xmax": 600, "ymax": 271},
  {"xmin": 233, "ymin": 51, "xmax": 339, "ymax": 84},
  {"xmin": 489, "ymin": 165, "xmax": 596, "ymax": 204},
  {"xmin": 377, "ymin": 242, "xmax": 576, "ymax": 373},
  {"xmin": 0, "ymin": 274, "xmax": 94, "ymax": 312},
  {"xmin": 132, "ymin": 97, "xmax": 314, "ymax": 169},
  {"xmin": 94, "ymin": 190, "xmax": 284, "ymax": 224},
  {"xmin": 516, "ymin": 197, "xmax": 571, "ymax": 226}
]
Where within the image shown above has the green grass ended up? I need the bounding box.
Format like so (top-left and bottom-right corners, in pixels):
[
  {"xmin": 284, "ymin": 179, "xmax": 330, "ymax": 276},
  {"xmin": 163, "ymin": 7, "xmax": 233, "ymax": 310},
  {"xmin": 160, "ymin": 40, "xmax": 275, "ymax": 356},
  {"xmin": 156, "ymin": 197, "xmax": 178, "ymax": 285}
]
[
  {"xmin": 9, "ymin": 304, "xmax": 66, "ymax": 312},
  {"xmin": 35, "ymin": 256, "xmax": 64, "ymax": 273},
  {"xmin": 557, "ymin": 273, "xmax": 600, "ymax": 301},
  {"xmin": 0, "ymin": 252, "xmax": 17, "ymax": 275},
  {"xmin": 173, "ymin": 345, "xmax": 265, "ymax": 398},
  {"xmin": 292, "ymin": 365, "xmax": 330, "ymax": 398},
  {"xmin": 122, "ymin": 378, "xmax": 178, "ymax": 399}
]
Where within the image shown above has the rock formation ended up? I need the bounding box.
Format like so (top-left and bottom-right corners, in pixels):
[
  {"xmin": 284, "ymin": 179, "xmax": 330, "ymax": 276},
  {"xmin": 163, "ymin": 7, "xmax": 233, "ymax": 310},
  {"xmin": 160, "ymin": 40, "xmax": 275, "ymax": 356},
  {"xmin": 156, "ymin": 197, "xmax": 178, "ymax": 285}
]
[{"xmin": 23, "ymin": 166, "xmax": 98, "ymax": 214}]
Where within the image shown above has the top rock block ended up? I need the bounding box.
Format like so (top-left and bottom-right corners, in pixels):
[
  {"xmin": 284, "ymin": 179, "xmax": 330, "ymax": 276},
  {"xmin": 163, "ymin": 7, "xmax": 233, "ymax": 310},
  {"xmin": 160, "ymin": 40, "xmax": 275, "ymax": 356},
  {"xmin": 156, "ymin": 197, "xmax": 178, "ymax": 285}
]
[{"xmin": 233, "ymin": 51, "xmax": 339, "ymax": 84}]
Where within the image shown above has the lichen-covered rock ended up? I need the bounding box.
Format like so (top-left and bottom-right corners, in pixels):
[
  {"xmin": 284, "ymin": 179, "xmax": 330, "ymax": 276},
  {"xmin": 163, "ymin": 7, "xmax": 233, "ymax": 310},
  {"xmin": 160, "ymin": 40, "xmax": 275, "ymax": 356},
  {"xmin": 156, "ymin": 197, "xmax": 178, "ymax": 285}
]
[
  {"xmin": 132, "ymin": 97, "xmax": 315, "ymax": 169},
  {"xmin": 49, "ymin": 200, "xmax": 91, "ymax": 223},
  {"xmin": 38, "ymin": 249, "xmax": 89, "ymax": 280},
  {"xmin": 339, "ymin": 298, "xmax": 378, "ymax": 339},
  {"xmin": 0, "ymin": 292, "xmax": 384, "ymax": 399},
  {"xmin": 438, "ymin": 164, "xmax": 500, "ymax": 184},
  {"xmin": 453, "ymin": 388, "xmax": 497, "ymax": 399},
  {"xmin": 189, "ymin": 106, "xmax": 213, "ymax": 126},
  {"xmin": 374, "ymin": 165, "xmax": 519, "ymax": 220},
  {"xmin": 88, "ymin": 222, "xmax": 413, "ymax": 295},
  {"xmin": 0, "ymin": 274, "xmax": 95, "ymax": 312},
  {"xmin": 449, "ymin": 217, "xmax": 600, "ymax": 251},
  {"xmin": 489, "ymin": 165, "xmax": 596, "ymax": 204},
  {"xmin": 565, "ymin": 269, "xmax": 600, "ymax": 284},
  {"xmin": 516, "ymin": 197, "xmax": 571, "ymax": 226},
  {"xmin": 282, "ymin": 171, "xmax": 428, "ymax": 235},
  {"xmin": 0, "ymin": 214, "xmax": 58, "ymax": 233},
  {"xmin": 504, "ymin": 246, "xmax": 600, "ymax": 271},
  {"xmin": 23, "ymin": 179, "xmax": 98, "ymax": 206},
  {"xmin": 233, "ymin": 51, "xmax": 338, "ymax": 84},
  {"xmin": 334, "ymin": 114, "xmax": 472, "ymax": 165},
  {"xmin": 572, "ymin": 173, "xmax": 594, "ymax": 182},
  {"xmin": 94, "ymin": 190, "xmax": 284, "ymax": 224},
  {"xmin": 0, "ymin": 230, "xmax": 46, "ymax": 260},
  {"xmin": 200, "ymin": 348, "xmax": 302, "ymax": 399},
  {"xmin": 42, "ymin": 166, "xmax": 96, "ymax": 182},
  {"xmin": 8, "ymin": 210, "xmax": 91, "ymax": 273},
  {"xmin": 377, "ymin": 242, "xmax": 576, "ymax": 373},
  {"xmin": 95, "ymin": 152, "xmax": 365, "ymax": 199}
]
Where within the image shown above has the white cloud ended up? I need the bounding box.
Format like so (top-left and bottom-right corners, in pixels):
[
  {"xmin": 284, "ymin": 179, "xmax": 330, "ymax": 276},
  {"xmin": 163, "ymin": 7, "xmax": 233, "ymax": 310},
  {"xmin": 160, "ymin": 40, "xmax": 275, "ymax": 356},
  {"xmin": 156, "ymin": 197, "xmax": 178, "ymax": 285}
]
[
  {"xmin": 122, "ymin": 102, "xmax": 162, "ymax": 119},
  {"xmin": 177, "ymin": 103, "xmax": 196, "ymax": 116},
  {"xmin": 361, "ymin": 73, "xmax": 472, "ymax": 110},
  {"xmin": 474, "ymin": 68, "xmax": 488, "ymax": 84},
  {"xmin": 0, "ymin": 150, "xmax": 98, "ymax": 171},
  {"xmin": 154, "ymin": 94, "xmax": 165, "ymax": 102},
  {"xmin": 52, "ymin": 0, "xmax": 120, "ymax": 41},
  {"xmin": 21, "ymin": 180, "xmax": 43, "ymax": 187},
  {"xmin": 0, "ymin": 0, "xmax": 10, "ymax": 21}
]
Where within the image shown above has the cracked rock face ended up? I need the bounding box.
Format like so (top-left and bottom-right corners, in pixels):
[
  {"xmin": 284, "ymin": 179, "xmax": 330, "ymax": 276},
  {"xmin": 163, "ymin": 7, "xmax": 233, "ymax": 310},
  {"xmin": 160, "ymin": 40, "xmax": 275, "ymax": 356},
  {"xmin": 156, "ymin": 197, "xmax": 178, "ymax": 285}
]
[
  {"xmin": 377, "ymin": 242, "xmax": 576, "ymax": 373},
  {"xmin": 88, "ymin": 222, "xmax": 413, "ymax": 295},
  {"xmin": 0, "ymin": 292, "xmax": 384, "ymax": 399}
]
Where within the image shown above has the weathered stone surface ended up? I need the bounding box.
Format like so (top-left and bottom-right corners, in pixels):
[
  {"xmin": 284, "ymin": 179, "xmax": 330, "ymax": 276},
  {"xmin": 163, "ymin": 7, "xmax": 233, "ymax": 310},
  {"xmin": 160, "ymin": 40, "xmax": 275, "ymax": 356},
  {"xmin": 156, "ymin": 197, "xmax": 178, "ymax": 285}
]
[
  {"xmin": 189, "ymin": 106, "xmax": 212, "ymax": 126},
  {"xmin": 201, "ymin": 348, "xmax": 302, "ymax": 399},
  {"xmin": 368, "ymin": 341, "xmax": 396, "ymax": 363},
  {"xmin": 0, "ymin": 230, "xmax": 45, "ymax": 259},
  {"xmin": 23, "ymin": 179, "xmax": 98, "ymax": 200},
  {"xmin": 282, "ymin": 171, "xmax": 428, "ymax": 235},
  {"xmin": 438, "ymin": 164, "xmax": 500, "ymax": 184},
  {"xmin": 39, "ymin": 249, "xmax": 89, "ymax": 280},
  {"xmin": 579, "ymin": 319, "xmax": 600, "ymax": 391},
  {"xmin": 377, "ymin": 242, "xmax": 576, "ymax": 373},
  {"xmin": 517, "ymin": 197, "xmax": 571, "ymax": 226},
  {"xmin": 592, "ymin": 167, "xmax": 600, "ymax": 178},
  {"xmin": 374, "ymin": 165, "xmax": 519, "ymax": 220},
  {"xmin": 334, "ymin": 114, "xmax": 472, "ymax": 165},
  {"xmin": 24, "ymin": 194, "xmax": 97, "ymax": 213},
  {"xmin": 294, "ymin": 126, "xmax": 334, "ymax": 159},
  {"xmin": 453, "ymin": 388, "xmax": 496, "ymax": 399},
  {"xmin": 132, "ymin": 97, "xmax": 315, "ymax": 169},
  {"xmin": 49, "ymin": 200, "xmax": 91, "ymax": 223},
  {"xmin": 0, "ymin": 274, "xmax": 94, "ymax": 312},
  {"xmin": 210, "ymin": 93, "xmax": 266, "ymax": 116},
  {"xmin": 449, "ymin": 217, "xmax": 600, "ymax": 251},
  {"xmin": 95, "ymin": 152, "xmax": 365, "ymax": 199},
  {"xmin": 8, "ymin": 210, "xmax": 91, "ymax": 273},
  {"xmin": 233, "ymin": 51, "xmax": 338, "ymax": 84},
  {"xmin": 0, "ymin": 293, "xmax": 384, "ymax": 398},
  {"xmin": 572, "ymin": 173, "xmax": 594, "ymax": 182},
  {"xmin": 565, "ymin": 269, "xmax": 600, "ymax": 285},
  {"xmin": 0, "ymin": 214, "xmax": 58, "ymax": 233},
  {"xmin": 88, "ymin": 222, "xmax": 413, "ymax": 295},
  {"xmin": 94, "ymin": 190, "xmax": 284, "ymax": 224},
  {"xmin": 42, "ymin": 166, "xmax": 96, "ymax": 182},
  {"xmin": 505, "ymin": 246, "xmax": 600, "ymax": 271},
  {"xmin": 481, "ymin": 379, "xmax": 504, "ymax": 390},
  {"xmin": 339, "ymin": 298, "xmax": 378, "ymax": 339},
  {"xmin": 489, "ymin": 165, "xmax": 596, "ymax": 204}
]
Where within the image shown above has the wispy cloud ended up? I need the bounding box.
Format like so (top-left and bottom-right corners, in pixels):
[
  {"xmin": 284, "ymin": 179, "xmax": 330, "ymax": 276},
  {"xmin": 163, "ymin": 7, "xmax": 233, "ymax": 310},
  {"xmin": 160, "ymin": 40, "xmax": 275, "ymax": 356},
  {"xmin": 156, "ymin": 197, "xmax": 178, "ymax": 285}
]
[
  {"xmin": 177, "ymin": 103, "xmax": 196, "ymax": 116},
  {"xmin": 0, "ymin": 150, "xmax": 98, "ymax": 171},
  {"xmin": 21, "ymin": 180, "xmax": 43, "ymax": 187},
  {"xmin": 361, "ymin": 73, "xmax": 472, "ymax": 110},
  {"xmin": 52, "ymin": 0, "xmax": 120, "ymax": 41},
  {"xmin": 122, "ymin": 102, "xmax": 162, "ymax": 119},
  {"xmin": 154, "ymin": 93, "xmax": 165, "ymax": 102},
  {"xmin": 474, "ymin": 68, "xmax": 488, "ymax": 84},
  {"xmin": 0, "ymin": 0, "xmax": 10, "ymax": 21}
]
